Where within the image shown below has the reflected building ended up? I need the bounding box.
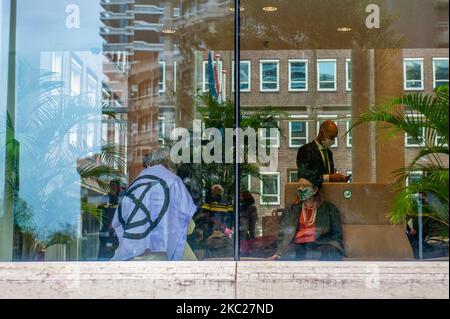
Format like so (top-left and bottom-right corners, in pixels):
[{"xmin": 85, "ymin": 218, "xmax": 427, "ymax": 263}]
[{"xmin": 100, "ymin": 0, "xmax": 180, "ymax": 180}]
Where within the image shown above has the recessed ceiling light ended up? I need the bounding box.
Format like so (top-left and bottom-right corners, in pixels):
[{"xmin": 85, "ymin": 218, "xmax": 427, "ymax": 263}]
[
  {"xmin": 337, "ymin": 26, "xmax": 352, "ymax": 32},
  {"xmin": 262, "ymin": 6, "xmax": 278, "ymax": 12},
  {"xmin": 161, "ymin": 28, "xmax": 176, "ymax": 34},
  {"xmin": 229, "ymin": 7, "xmax": 245, "ymax": 12}
]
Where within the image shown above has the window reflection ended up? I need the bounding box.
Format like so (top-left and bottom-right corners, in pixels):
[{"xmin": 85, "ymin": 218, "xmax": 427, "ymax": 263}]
[{"xmin": 0, "ymin": 0, "xmax": 448, "ymax": 263}]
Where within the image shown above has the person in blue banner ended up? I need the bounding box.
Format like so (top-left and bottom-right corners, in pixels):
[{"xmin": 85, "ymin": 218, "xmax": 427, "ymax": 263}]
[{"xmin": 111, "ymin": 151, "xmax": 197, "ymax": 261}]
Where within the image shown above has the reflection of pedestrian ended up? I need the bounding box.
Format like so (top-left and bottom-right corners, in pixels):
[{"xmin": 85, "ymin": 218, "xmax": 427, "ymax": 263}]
[
  {"xmin": 239, "ymin": 191, "xmax": 257, "ymax": 241},
  {"xmin": 111, "ymin": 151, "xmax": 197, "ymax": 261},
  {"xmin": 97, "ymin": 180, "xmax": 121, "ymax": 261}
]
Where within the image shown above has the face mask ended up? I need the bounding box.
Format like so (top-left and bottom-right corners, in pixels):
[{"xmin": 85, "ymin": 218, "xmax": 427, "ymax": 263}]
[{"xmin": 297, "ymin": 187, "xmax": 317, "ymax": 201}]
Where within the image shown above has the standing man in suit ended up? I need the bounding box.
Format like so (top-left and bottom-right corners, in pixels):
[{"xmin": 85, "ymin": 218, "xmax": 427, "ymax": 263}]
[{"xmin": 296, "ymin": 120, "xmax": 348, "ymax": 183}]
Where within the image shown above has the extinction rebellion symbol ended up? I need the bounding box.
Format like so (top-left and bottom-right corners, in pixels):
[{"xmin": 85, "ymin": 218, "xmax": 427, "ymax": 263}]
[{"xmin": 117, "ymin": 175, "xmax": 170, "ymax": 240}]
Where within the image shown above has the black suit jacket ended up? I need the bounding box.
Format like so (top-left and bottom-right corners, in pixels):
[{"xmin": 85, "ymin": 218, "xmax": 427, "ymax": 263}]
[{"xmin": 296, "ymin": 141, "xmax": 335, "ymax": 178}]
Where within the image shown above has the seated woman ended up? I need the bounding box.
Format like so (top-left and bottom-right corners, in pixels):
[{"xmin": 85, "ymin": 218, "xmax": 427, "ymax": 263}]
[{"xmin": 270, "ymin": 171, "xmax": 345, "ymax": 261}]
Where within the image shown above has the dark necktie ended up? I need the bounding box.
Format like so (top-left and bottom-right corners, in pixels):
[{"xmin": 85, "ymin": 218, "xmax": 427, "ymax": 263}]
[{"xmin": 321, "ymin": 149, "xmax": 331, "ymax": 174}]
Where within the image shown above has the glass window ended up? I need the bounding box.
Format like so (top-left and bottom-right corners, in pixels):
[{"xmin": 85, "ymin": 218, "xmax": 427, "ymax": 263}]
[
  {"xmin": 241, "ymin": 174, "xmax": 251, "ymax": 191},
  {"xmin": 289, "ymin": 60, "xmax": 308, "ymax": 91},
  {"xmin": 260, "ymin": 60, "xmax": 279, "ymax": 92},
  {"xmin": 260, "ymin": 173, "xmax": 280, "ymax": 205},
  {"xmin": 317, "ymin": 59, "xmax": 337, "ymax": 91},
  {"xmin": 289, "ymin": 119, "xmax": 308, "ymax": 148},
  {"xmin": 406, "ymin": 129, "xmax": 425, "ymax": 147},
  {"xmin": 404, "ymin": 58, "xmax": 424, "ymax": 90},
  {"xmin": 346, "ymin": 59, "xmax": 352, "ymax": 91},
  {"xmin": 346, "ymin": 120, "xmax": 352, "ymax": 147},
  {"xmin": 202, "ymin": 60, "xmax": 223, "ymax": 93},
  {"xmin": 159, "ymin": 61, "xmax": 166, "ymax": 93},
  {"xmin": 70, "ymin": 58, "xmax": 82, "ymax": 96},
  {"xmin": 288, "ymin": 170, "xmax": 298, "ymax": 183},
  {"xmin": 232, "ymin": 61, "xmax": 251, "ymax": 92},
  {"xmin": 433, "ymin": 58, "xmax": 449, "ymax": 88}
]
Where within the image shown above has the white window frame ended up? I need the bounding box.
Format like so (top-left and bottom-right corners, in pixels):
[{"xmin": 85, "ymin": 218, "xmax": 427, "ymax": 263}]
[
  {"xmin": 288, "ymin": 169, "xmax": 299, "ymax": 183},
  {"xmin": 158, "ymin": 116, "xmax": 166, "ymax": 145},
  {"xmin": 345, "ymin": 59, "xmax": 352, "ymax": 91},
  {"xmin": 232, "ymin": 60, "xmax": 251, "ymax": 92},
  {"xmin": 432, "ymin": 57, "xmax": 449, "ymax": 89},
  {"xmin": 288, "ymin": 115, "xmax": 309, "ymax": 148},
  {"xmin": 406, "ymin": 171, "xmax": 424, "ymax": 187},
  {"xmin": 70, "ymin": 58, "xmax": 82, "ymax": 96},
  {"xmin": 317, "ymin": 115, "xmax": 339, "ymax": 148},
  {"xmin": 159, "ymin": 61, "xmax": 166, "ymax": 93},
  {"xmin": 288, "ymin": 59, "xmax": 308, "ymax": 92},
  {"xmin": 260, "ymin": 172, "xmax": 281, "ymax": 206},
  {"xmin": 346, "ymin": 118, "xmax": 352, "ymax": 147},
  {"xmin": 405, "ymin": 115, "xmax": 425, "ymax": 147},
  {"xmin": 260, "ymin": 60, "xmax": 280, "ymax": 92},
  {"xmin": 87, "ymin": 73, "xmax": 98, "ymax": 102},
  {"xmin": 174, "ymin": 61, "xmax": 177, "ymax": 92},
  {"xmin": 317, "ymin": 59, "xmax": 337, "ymax": 91},
  {"xmin": 202, "ymin": 60, "xmax": 223, "ymax": 93},
  {"xmin": 241, "ymin": 174, "xmax": 252, "ymax": 191},
  {"xmin": 403, "ymin": 58, "xmax": 424, "ymax": 91}
]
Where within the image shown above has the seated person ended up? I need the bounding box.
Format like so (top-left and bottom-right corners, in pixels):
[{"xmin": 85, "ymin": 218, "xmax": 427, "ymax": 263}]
[{"xmin": 270, "ymin": 171, "xmax": 345, "ymax": 261}]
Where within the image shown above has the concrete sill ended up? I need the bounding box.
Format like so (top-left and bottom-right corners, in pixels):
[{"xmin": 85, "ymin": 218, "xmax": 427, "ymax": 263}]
[{"xmin": 0, "ymin": 261, "xmax": 448, "ymax": 299}]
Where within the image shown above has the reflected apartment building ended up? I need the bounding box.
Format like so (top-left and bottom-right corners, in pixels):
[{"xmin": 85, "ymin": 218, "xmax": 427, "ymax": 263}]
[{"xmin": 100, "ymin": 0, "xmax": 180, "ymax": 181}]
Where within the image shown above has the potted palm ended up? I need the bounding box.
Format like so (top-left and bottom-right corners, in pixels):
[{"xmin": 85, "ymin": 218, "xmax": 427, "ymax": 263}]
[{"xmin": 350, "ymin": 86, "xmax": 449, "ymax": 253}]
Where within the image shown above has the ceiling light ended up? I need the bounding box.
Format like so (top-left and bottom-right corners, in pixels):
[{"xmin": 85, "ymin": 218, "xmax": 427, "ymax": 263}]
[
  {"xmin": 263, "ymin": 6, "xmax": 278, "ymax": 12},
  {"xmin": 161, "ymin": 28, "xmax": 176, "ymax": 34},
  {"xmin": 337, "ymin": 26, "xmax": 352, "ymax": 32},
  {"xmin": 229, "ymin": 7, "xmax": 245, "ymax": 12}
]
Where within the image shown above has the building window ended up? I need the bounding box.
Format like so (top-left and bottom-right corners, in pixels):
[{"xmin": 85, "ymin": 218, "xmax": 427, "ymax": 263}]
[
  {"xmin": 174, "ymin": 61, "xmax": 177, "ymax": 92},
  {"xmin": 406, "ymin": 171, "xmax": 423, "ymax": 186},
  {"xmin": 346, "ymin": 59, "xmax": 352, "ymax": 91},
  {"xmin": 288, "ymin": 170, "xmax": 299, "ymax": 183},
  {"xmin": 317, "ymin": 117, "xmax": 338, "ymax": 147},
  {"xmin": 87, "ymin": 73, "xmax": 97, "ymax": 102},
  {"xmin": 232, "ymin": 61, "xmax": 251, "ymax": 92},
  {"xmin": 404, "ymin": 58, "xmax": 424, "ymax": 91},
  {"xmin": 51, "ymin": 52, "xmax": 63, "ymax": 80},
  {"xmin": 202, "ymin": 60, "xmax": 223, "ymax": 93},
  {"xmin": 241, "ymin": 174, "xmax": 252, "ymax": 191},
  {"xmin": 260, "ymin": 172, "xmax": 280, "ymax": 205},
  {"xmin": 159, "ymin": 61, "xmax": 166, "ymax": 93},
  {"xmin": 289, "ymin": 59, "xmax": 308, "ymax": 91},
  {"xmin": 346, "ymin": 120, "xmax": 352, "ymax": 147},
  {"xmin": 158, "ymin": 116, "xmax": 166, "ymax": 145},
  {"xmin": 405, "ymin": 123, "xmax": 425, "ymax": 147},
  {"xmin": 260, "ymin": 60, "xmax": 279, "ymax": 92},
  {"xmin": 433, "ymin": 58, "xmax": 449, "ymax": 88},
  {"xmin": 289, "ymin": 119, "xmax": 309, "ymax": 148},
  {"xmin": 70, "ymin": 58, "xmax": 82, "ymax": 96},
  {"xmin": 317, "ymin": 59, "xmax": 337, "ymax": 91}
]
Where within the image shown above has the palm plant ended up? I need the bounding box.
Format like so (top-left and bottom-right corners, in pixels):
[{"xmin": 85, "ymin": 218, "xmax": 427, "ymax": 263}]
[
  {"xmin": 1, "ymin": 62, "xmax": 126, "ymax": 260},
  {"xmin": 350, "ymin": 86, "xmax": 449, "ymax": 237},
  {"xmin": 173, "ymin": 94, "xmax": 284, "ymax": 202}
]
